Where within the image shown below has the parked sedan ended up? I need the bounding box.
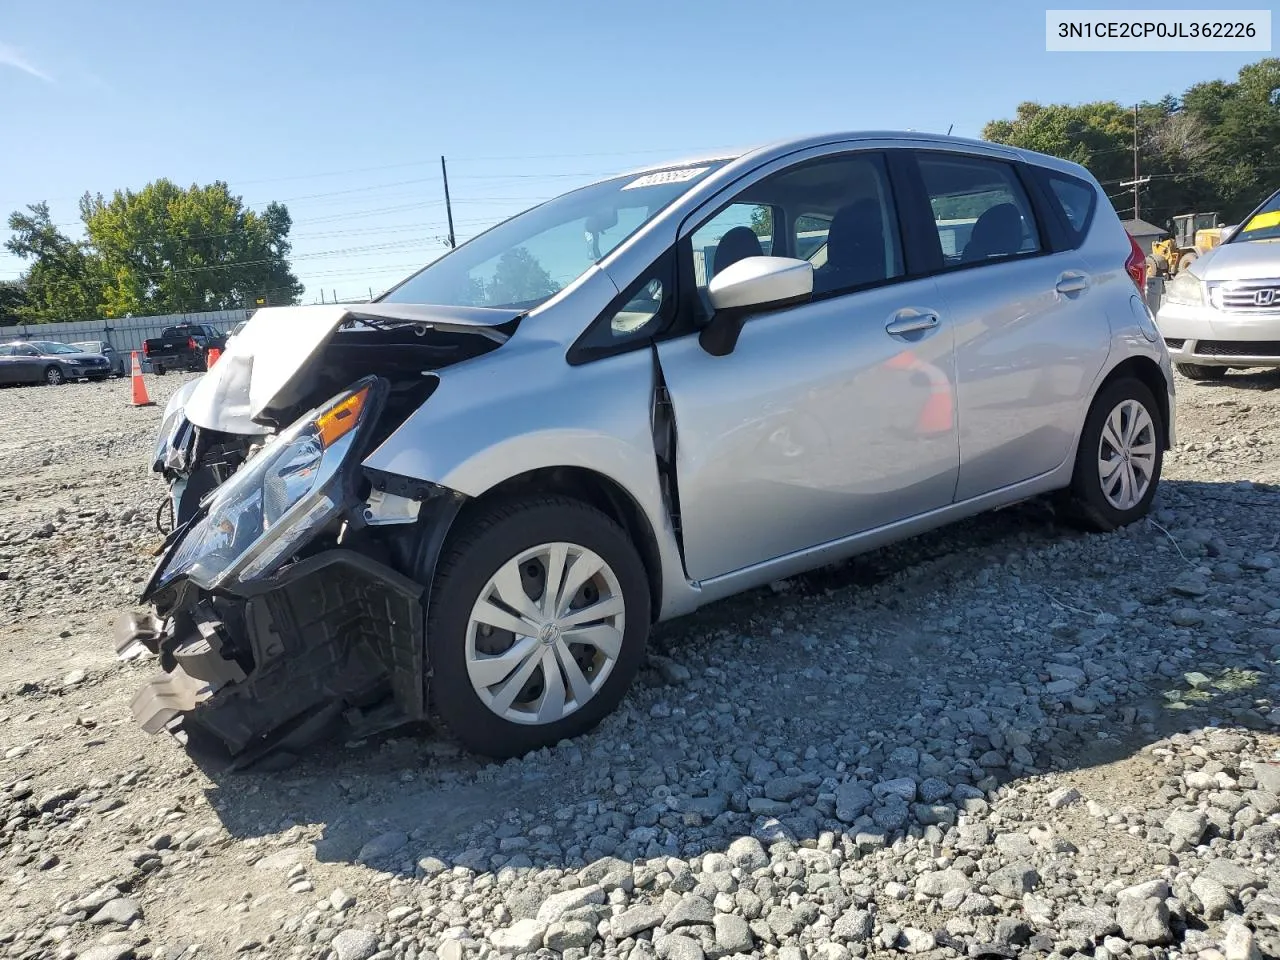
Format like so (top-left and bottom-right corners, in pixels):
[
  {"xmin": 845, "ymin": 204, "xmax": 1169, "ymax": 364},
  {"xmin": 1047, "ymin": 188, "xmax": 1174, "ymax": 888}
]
[
  {"xmin": 70, "ymin": 340, "xmax": 128, "ymax": 377},
  {"xmin": 0, "ymin": 340, "xmax": 113, "ymax": 385},
  {"xmin": 1157, "ymin": 186, "xmax": 1280, "ymax": 379}
]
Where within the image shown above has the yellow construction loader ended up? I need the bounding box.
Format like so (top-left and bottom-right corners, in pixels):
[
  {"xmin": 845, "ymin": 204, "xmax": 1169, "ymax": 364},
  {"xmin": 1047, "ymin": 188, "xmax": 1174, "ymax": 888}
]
[{"xmin": 1147, "ymin": 212, "xmax": 1225, "ymax": 278}]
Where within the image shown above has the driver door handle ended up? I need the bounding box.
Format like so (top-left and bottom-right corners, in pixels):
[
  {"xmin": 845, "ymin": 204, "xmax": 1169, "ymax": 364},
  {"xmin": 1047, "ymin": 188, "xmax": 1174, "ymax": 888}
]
[{"xmin": 885, "ymin": 311, "xmax": 940, "ymax": 336}]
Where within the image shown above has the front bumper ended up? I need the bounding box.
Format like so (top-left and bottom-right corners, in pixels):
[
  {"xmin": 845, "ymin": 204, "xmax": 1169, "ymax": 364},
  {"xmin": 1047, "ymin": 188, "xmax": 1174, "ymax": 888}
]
[
  {"xmin": 115, "ymin": 549, "xmax": 426, "ymax": 764},
  {"xmin": 1156, "ymin": 300, "xmax": 1280, "ymax": 368}
]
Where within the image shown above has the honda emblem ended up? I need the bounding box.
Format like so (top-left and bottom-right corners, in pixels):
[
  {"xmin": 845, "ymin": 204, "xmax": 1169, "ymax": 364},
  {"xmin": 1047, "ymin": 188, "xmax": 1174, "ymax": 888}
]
[{"xmin": 1256, "ymin": 288, "xmax": 1276, "ymax": 306}]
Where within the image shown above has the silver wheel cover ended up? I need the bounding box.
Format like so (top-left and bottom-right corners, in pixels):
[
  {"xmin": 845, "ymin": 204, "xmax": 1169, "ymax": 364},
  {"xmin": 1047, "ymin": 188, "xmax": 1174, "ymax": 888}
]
[
  {"xmin": 465, "ymin": 541, "xmax": 625, "ymax": 726},
  {"xmin": 1098, "ymin": 398, "xmax": 1156, "ymax": 511}
]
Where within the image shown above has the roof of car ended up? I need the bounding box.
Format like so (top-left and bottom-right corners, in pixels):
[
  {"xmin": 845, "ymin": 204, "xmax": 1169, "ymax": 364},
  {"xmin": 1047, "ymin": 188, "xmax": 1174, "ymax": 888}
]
[{"xmin": 611, "ymin": 131, "xmax": 1025, "ymax": 181}]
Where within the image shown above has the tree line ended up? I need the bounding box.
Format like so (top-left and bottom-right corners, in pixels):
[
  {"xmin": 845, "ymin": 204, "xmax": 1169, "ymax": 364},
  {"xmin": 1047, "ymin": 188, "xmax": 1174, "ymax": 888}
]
[
  {"xmin": 983, "ymin": 58, "xmax": 1280, "ymax": 230},
  {"xmin": 1, "ymin": 180, "xmax": 302, "ymax": 325}
]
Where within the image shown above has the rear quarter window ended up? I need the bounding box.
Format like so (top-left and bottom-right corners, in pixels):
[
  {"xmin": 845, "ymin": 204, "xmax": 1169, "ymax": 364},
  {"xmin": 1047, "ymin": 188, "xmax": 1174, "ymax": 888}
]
[{"xmin": 1038, "ymin": 170, "xmax": 1097, "ymax": 247}]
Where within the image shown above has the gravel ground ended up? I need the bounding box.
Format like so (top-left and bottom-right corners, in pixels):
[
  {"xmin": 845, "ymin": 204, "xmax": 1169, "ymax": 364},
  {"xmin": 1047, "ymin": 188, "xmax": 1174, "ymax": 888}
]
[{"xmin": 1, "ymin": 368, "xmax": 1280, "ymax": 960}]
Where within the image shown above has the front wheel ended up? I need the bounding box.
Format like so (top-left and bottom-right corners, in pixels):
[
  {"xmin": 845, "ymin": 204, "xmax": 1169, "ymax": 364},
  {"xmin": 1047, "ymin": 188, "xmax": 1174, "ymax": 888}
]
[
  {"xmin": 426, "ymin": 497, "xmax": 650, "ymax": 758},
  {"xmin": 44, "ymin": 366, "xmax": 66, "ymax": 386},
  {"xmin": 1176, "ymin": 363, "xmax": 1229, "ymax": 382},
  {"xmin": 1060, "ymin": 378, "xmax": 1164, "ymax": 532}
]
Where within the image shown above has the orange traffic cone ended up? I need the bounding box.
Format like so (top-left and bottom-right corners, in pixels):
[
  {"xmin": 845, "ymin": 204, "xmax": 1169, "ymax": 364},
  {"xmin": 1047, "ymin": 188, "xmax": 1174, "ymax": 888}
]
[
  {"xmin": 130, "ymin": 351, "xmax": 154, "ymax": 407},
  {"xmin": 206, "ymin": 347, "xmax": 221, "ymax": 368}
]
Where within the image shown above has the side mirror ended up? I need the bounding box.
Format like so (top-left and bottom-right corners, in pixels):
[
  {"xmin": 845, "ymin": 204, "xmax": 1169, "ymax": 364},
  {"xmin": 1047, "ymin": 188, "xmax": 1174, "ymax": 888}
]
[
  {"xmin": 1220, "ymin": 225, "xmax": 1238, "ymax": 242},
  {"xmin": 698, "ymin": 256, "xmax": 813, "ymax": 356}
]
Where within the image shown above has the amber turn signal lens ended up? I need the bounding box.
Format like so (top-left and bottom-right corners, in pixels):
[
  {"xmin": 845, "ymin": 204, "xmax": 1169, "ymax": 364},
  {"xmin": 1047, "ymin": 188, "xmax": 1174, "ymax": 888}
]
[{"xmin": 315, "ymin": 386, "xmax": 369, "ymax": 449}]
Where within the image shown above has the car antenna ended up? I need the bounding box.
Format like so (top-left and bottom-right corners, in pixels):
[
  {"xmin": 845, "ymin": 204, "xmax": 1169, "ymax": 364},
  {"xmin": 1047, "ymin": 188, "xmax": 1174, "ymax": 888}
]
[{"xmin": 947, "ymin": 124, "xmax": 954, "ymax": 136}]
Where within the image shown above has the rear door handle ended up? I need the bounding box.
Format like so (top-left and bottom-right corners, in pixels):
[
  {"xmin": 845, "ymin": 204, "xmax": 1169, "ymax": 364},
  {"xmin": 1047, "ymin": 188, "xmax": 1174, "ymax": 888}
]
[
  {"xmin": 885, "ymin": 311, "xmax": 940, "ymax": 336},
  {"xmin": 1055, "ymin": 272, "xmax": 1090, "ymax": 294}
]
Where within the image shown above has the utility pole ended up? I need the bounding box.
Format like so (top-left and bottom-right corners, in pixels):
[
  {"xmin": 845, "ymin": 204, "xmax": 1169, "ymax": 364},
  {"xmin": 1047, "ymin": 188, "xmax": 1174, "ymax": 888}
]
[
  {"xmin": 441, "ymin": 155, "xmax": 457, "ymax": 249},
  {"xmin": 1119, "ymin": 103, "xmax": 1151, "ymax": 223}
]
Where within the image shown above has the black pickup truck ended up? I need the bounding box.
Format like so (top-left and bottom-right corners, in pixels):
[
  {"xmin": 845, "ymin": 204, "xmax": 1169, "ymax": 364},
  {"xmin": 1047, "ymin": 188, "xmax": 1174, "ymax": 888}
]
[{"xmin": 141, "ymin": 323, "xmax": 227, "ymax": 375}]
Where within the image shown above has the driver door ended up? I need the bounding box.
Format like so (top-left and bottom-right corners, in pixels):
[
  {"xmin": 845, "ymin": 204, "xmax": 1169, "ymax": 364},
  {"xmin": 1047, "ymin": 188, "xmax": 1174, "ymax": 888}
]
[{"xmin": 654, "ymin": 149, "xmax": 960, "ymax": 583}]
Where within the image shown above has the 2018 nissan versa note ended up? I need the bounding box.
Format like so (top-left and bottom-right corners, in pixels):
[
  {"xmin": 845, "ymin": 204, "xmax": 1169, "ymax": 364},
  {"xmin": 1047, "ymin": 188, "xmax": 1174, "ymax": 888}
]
[{"xmin": 117, "ymin": 131, "xmax": 1175, "ymax": 763}]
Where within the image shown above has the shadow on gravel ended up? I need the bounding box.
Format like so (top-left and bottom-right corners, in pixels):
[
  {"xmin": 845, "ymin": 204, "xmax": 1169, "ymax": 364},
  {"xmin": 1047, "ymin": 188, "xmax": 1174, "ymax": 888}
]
[
  {"xmin": 183, "ymin": 478, "xmax": 1280, "ymax": 878},
  {"xmin": 1186, "ymin": 367, "xmax": 1280, "ymax": 393}
]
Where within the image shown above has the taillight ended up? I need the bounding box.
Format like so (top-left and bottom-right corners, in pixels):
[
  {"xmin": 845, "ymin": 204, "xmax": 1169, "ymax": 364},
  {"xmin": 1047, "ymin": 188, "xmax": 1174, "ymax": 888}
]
[
  {"xmin": 1126, "ymin": 233, "xmax": 1147, "ymax": 291},
  {"xmin": 142, "ymin": 341, "xmax": 150, "ymax": 356},
  {"xmin": 187, "ymin": 336, "xmax": 197, "ymax": 350}
]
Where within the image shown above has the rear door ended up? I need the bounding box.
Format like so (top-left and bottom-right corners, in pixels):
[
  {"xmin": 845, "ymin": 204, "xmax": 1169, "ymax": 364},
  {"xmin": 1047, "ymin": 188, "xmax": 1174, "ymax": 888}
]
[
  {"xmin": 0, "ymin": 345, "xmax": 15, "ymax": 384},
  {"xmin": 908, "ymin": 150, "xmax": 1109, "ymax": 500}
]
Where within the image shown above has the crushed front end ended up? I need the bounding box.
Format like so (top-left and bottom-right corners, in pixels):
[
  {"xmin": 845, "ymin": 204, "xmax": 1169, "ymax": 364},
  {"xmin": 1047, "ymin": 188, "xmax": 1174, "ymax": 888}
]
[
  {"xmin": 115, "ymin": 305, "xmax": 523, "ymax": 762},
  {"xmin": 116, "ymin": 373, "xmax": 461, "ymax": 765}
]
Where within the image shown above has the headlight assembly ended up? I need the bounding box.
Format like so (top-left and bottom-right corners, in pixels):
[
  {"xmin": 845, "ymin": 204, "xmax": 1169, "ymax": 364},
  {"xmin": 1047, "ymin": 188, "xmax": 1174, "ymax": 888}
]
[
  {"xmin": 156, "ymin": 378, "xmax": 381, "ymax": 590},
  {"xmin": 1163, "ymin": 273, "xmax": 1205, "ymax": 307}
]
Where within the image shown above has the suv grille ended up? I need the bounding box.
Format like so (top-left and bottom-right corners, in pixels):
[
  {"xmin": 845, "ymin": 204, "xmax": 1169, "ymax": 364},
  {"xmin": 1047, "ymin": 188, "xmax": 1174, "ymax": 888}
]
[
  {"xmin": 1207, "ymin": 279, "xmax": 1280, "ymax": 312},
  {"xmin": 1198, "ymin": 340, "xmax": 1280, "ymax": 358}
]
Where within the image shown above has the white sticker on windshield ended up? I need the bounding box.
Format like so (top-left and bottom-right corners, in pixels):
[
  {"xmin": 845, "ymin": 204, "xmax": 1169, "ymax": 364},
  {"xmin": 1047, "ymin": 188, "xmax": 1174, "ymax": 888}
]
[{"xmin": 621, "ymin": 166, "xmax": 711, "ymax": 190}]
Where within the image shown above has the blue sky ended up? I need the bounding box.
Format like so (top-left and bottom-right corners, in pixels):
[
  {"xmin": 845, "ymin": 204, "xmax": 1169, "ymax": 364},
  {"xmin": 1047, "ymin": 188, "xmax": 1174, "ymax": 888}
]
[{"xmin": 0, "ymin": 0, "xmax": 1267, "ymax": 303}]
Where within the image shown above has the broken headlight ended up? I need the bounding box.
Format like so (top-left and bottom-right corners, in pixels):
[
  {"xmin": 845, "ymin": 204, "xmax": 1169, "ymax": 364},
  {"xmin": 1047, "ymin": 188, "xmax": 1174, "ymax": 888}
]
[{"xmin": 156, "ymin": 378, "xmax": 379, "ymax": 590}]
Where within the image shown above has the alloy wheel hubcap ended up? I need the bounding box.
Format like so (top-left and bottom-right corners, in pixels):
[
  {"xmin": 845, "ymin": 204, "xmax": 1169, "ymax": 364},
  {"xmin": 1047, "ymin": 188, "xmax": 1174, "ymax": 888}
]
[
  {"xmin": 1098, "ymin": 398, "xmax": 1156, "ymax": 511},
  {"xmin": 465, "ymin": 541, "xmax": 625, "ymax": 725}
]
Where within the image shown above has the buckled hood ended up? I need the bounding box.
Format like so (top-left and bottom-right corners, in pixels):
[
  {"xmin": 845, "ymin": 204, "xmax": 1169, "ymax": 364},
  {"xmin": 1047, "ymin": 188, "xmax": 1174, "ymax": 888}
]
[{"xmin": 181, "ymin": 303, "xmax": 519, "ymax": 435}]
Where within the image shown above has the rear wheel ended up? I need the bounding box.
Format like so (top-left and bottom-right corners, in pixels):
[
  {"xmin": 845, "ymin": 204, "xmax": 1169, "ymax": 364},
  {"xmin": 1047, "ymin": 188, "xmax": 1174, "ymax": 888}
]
[
  {"xmin": 1175, "ymin": 363, "xmax": 1229, "ymax": 381},
  {"xmin": 1060, "ymin": 377, "xmax": 1163, "ymax": 532},
  {"xmin": 153, "ymin": 364, "xmax": 166, "ymax": 376},
  {"xmin": 44, "ymin": 366, "xmax": 65, "ymax": 386},
  {"xmin": 426, "ymin": 496, "xmax": 650, "ymax": 758}
]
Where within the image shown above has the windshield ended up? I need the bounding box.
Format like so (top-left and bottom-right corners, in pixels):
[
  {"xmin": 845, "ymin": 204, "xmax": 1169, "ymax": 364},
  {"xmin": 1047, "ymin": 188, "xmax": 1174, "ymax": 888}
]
[
  {"xmin": 1232, "ymin": 190, "xmax": 1280, "ymax": 243},
  {"xmin": 70, "ymin": 342, "xmax": 100, "ymax": 352},
  {"xmin": 381, "ymin": 162, "xmax": 728, "ymax": 310},
  {"xmin": 35, "ymin": 342, "xmax": 79, "ymax": 354}
]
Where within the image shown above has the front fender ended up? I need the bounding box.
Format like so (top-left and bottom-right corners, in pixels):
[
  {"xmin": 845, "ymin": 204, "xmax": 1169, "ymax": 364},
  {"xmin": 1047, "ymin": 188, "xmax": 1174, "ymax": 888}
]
[
  {"xmin": 360, "ymin": 339, "xmax": 698, "ymax": 618},
  {"xmin": 362, "ymin": 337, "xmax": 653, "ymax": 494}
]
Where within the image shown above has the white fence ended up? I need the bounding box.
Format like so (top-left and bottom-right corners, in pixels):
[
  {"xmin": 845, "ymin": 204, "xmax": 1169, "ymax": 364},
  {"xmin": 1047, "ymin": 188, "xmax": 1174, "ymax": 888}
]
[{"xmin": 0, "ymin": 309, "xmax": 251, "ymax": 356}]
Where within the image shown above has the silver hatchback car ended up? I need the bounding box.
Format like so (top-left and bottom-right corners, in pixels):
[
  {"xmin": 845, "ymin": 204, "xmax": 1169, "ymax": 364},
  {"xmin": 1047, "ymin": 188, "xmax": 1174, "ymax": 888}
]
[{"xmin": 118, "ymin": 131, "xmax": 1174, "ymax": 762}]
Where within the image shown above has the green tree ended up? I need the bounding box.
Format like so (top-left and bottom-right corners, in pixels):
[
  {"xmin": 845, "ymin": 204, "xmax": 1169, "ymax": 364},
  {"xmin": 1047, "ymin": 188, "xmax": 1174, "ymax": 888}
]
[
  {"xmin": 749, "ymin": 206, "xmax": 773, "ymax": 242},
  {"xmin": 484, "ymin": 247, "xmax": 555, "ymax": 305},
  {"xmin": 982, "ymin": 58, "xmax": 1280, "ymax": 230},
  {"xmin": 983, "ymin": 100, "xmax": 1135, "ymax": 187},
  {"xmin": 4, "ymin": 203, "xmax": 105, "ymax": 322},
  {"xmin": 0, "ymin": 280, "xmax": 27, "ymax": 325},
  {"xmin": 1179, "ymin": 58, "xmax": 1280, "ymax": 219},
  {"xmin": 80, "ymin": 180, "xmax": 302, "ymax": 314}
]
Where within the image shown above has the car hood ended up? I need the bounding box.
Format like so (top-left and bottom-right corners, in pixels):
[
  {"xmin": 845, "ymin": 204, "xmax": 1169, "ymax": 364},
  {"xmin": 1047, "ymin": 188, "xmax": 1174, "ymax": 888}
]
[
  {"xmin": 1189, "ymin": 239, "xmax": 1280, "ymax": 282},
  {"xmin": 182, "ymin": 302, "xmax": 520, "ymax": 435}
]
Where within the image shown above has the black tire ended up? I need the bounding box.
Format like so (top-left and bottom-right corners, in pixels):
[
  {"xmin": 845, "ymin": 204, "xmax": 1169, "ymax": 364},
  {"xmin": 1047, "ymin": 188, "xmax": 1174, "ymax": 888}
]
[
  {"xmin": 44, "ymin": 365, "xmax": 65, "ymax": 386},
  {"xmin": 153, "ymin": 364, "xmax": 166, "ymax": 376},
  {"xmin": 426, "ymin": 496, "xmax": 650, "ymax": 758},
  {"xmin": 1060, "ymin": 377, "xmax": 1164, "ymax": 532},
  {"xmin": 1176, "ymin": 363, "xmax": 1229, "ymax": 381}
]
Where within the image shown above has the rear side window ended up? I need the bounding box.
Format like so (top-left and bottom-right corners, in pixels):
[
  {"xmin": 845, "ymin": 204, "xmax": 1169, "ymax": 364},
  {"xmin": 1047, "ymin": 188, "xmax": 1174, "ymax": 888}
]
[
  {"xmin": 1042, "ymin": 172, "xmax": 1097, "ymax": 245},
  {"xmin": 917, "ymin": 154, "xmax": 1041, "ymax": 267}
]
